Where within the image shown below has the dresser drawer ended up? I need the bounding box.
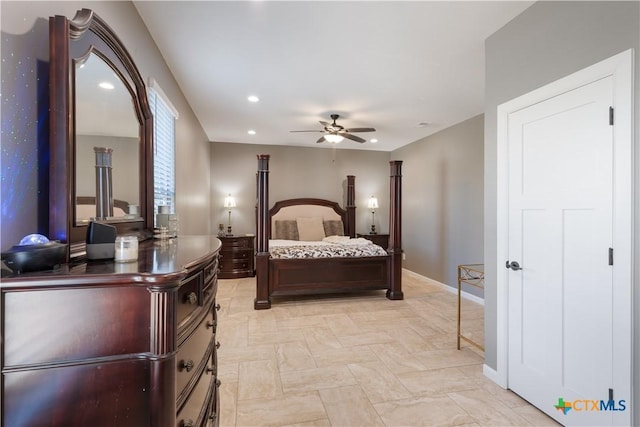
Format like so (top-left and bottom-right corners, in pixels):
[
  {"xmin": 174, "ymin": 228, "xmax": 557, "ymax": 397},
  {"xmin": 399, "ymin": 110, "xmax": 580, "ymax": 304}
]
[
  {"xmin": 177, "ymin": 272, "xmax": 203, "ymax": 327},
  {"xmin": 176, "ymin": 359, "xmax": 216, "ymax": 427},
  {"xmin": 207, "ymin": 377, "xmax": 221, "ymax": 427},
  {"xmin": 176, "ymin": 311, "xmax": 215, "ymax": 405},
  {"xmin": 203, "ymin": 259, "xmax": 218, "ymax": 302},
  {"xmin": 4, "ymin": 359, "xmax": 151, "ymax": 427},
  {"xmin": 3, "ymin": 287, "xmax": 151, "ymax": 367}
]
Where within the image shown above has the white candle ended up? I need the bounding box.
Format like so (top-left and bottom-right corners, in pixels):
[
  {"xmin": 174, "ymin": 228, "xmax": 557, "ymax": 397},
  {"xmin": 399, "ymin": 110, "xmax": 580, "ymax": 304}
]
[{"xmin": 115, "ymin": 236, "xmax": 138, "ymax": 262}]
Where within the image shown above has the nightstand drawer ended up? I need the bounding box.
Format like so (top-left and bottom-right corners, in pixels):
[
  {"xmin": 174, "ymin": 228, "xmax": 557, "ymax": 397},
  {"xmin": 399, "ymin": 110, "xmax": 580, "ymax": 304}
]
[
  {"xmin": 221, "ymin": 237, "xmax": 252, "ymax": 248},
  {"xmin": 221, "ymin": 248, "xmax": 251, "ymax": 260},
  {"xmin": 220, "ymin": 258, "xmax": 251, "ymax": 271}
]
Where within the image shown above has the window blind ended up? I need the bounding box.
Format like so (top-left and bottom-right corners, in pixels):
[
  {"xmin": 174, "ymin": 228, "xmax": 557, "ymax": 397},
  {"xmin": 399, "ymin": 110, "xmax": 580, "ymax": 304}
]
[{"xmin": 148, "ymin": 86, "xmax": 177, "ymax": 220}]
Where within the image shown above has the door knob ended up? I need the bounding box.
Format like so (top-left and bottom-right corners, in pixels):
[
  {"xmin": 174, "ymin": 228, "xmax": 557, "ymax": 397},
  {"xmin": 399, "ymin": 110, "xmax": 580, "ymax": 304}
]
[{"xmin": 506, "ymin": 260, "xmax": 522, "ymax": 271}]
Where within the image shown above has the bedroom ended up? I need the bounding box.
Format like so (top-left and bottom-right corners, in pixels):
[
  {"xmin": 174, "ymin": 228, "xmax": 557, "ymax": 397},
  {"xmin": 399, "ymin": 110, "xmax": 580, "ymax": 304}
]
[{"xmin": 1, "ymin": 1, "xmax": 639, "ymax": 426}]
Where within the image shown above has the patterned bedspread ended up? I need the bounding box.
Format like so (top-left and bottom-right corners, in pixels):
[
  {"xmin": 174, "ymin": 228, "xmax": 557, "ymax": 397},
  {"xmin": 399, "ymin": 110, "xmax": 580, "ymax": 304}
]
[{"xmin": 269, "ymin": 240, "xmax": 388, "ymax": 259}]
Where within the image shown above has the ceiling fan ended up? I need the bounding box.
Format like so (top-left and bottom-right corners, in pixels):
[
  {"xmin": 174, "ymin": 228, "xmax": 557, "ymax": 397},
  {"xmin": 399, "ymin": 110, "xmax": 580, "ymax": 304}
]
[{"xmin": 290, "ymin": 114, "xmax": 376, "ymax": 143}]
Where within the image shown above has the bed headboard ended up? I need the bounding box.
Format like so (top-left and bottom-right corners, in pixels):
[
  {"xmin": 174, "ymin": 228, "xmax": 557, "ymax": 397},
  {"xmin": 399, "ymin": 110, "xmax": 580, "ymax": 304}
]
[{"xmin": 269, "ymin": 198, "xmax": 348, "ymax": 239}]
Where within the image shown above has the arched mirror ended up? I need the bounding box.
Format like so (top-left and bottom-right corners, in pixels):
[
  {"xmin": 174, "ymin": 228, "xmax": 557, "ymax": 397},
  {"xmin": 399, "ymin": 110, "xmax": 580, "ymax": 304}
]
[
  {"xmin": 49, "ymin": 9, "xmax": 153, "ymax": 260},
  {"xmin": 74, "ymin": 51, "xmax": 140, "ymax": 223}
]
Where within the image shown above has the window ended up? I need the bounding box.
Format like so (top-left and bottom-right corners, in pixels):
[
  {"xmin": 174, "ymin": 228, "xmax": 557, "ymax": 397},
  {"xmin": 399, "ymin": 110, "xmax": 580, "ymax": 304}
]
[{"xmin": 148, "ymin": 80, "xmax": 178, "ymax": 223}]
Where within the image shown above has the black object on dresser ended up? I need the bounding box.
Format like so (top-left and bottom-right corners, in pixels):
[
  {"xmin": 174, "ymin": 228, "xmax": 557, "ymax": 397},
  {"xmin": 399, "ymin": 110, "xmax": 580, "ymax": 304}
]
[
  {"xmin": 1, "ymin": 236, "xmax": 222, "ymax": 427},
  {"xmin": 357, "ymin": 233, "xmax": 390, "ymax": 249},
  {"xmin": 219, "ymin": 235, "xmax": 255, "ymax": 279}
]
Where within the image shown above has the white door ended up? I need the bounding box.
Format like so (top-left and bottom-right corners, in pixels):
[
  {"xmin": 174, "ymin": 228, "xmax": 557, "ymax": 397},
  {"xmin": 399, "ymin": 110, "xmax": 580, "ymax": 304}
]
[{"xmin": 507, "ymin": 76, "xmax": 620, "ymax": 426}]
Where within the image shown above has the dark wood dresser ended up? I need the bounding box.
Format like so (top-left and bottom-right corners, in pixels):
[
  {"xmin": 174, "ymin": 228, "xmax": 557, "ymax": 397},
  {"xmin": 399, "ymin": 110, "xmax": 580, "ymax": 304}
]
[
  {"xmin": 218, "ymin": 235, "xmax": 255, "ymax": 279},
  {"xmin": 1, "ymin": 235, "xmax": 222, "ymax": 427}
]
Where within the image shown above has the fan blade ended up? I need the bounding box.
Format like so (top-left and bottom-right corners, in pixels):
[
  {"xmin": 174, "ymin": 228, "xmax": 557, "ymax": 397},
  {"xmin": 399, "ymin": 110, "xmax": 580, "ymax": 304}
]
[
  {"xmin": 345, "ymin": 127, "xmax": 376, "ymax": 133},
  {"xmin": 316, "ymin": 136, "xmax": 326, "ymax": 143},
  {"xmin": 290, "ymin": 130, "xmax": 324, "ymax": 133},
  {"xmin": 319, "ymin": 121, "xmax": 331, "ymax": 127},
  {"xmin": 342, "ymin": 133, "xmax": 366, "ymax": 143}
]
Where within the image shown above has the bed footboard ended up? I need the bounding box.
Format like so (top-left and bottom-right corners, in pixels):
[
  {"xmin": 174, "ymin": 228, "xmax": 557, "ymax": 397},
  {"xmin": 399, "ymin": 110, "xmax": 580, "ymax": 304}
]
[{"xmin": 270, "ymin": 256, "xmax": 388, "ymax": 295}]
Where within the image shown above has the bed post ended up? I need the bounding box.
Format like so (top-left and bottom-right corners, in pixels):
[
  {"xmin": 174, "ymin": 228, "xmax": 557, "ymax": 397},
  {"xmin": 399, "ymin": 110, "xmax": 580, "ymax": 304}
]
[
  {"xmin": 254, "ymin": 154, "xmax": 271, "ymax": 309},
  {"xmin": 346, "ymin": 175, "xmax": 356, "ymax": 237},
  {"xmin": 387, "ymin": 160, "xmax": 404, "ymax": 300}
]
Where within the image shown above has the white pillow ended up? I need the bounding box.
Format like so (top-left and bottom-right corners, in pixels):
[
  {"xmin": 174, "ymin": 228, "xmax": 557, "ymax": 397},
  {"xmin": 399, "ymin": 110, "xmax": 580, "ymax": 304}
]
[{"xmin": 296, "ymin": 217, "xmax": 326, "ymax": 241}]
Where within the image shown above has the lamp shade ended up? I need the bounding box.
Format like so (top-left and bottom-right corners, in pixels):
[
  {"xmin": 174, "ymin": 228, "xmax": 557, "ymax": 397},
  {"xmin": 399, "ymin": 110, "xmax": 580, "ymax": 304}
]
[
  {"xmin": 324, "ymin": 133, "xmax": 344, "ymax": 143},
  {"xmin": 224, "ymin": 194, "xmax": 236, "ymax": 208},
  {"xmin": 367, "ymin": 196, "xmax": 379, "ymax": 210}
]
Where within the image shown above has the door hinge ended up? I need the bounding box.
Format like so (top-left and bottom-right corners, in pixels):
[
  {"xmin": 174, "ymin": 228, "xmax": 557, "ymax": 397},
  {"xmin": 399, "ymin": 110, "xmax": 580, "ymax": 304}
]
[
  {"xmin": 609, "ymin": 106, "xmax": 614, "ymax": 125},
  {"xmin": 608, "ymin": 248, "xmax": 614, "ymax": 266}
]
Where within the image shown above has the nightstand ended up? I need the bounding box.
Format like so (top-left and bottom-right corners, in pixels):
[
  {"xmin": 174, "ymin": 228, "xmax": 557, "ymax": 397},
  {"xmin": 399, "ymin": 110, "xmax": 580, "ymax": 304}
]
[
  {"xmin": 219, "ymin": 235, "xmax": 255, "ymax": 279},
  {"xmin": 357, "ymin": 233, "xmax": 389, "ymax": 249}
]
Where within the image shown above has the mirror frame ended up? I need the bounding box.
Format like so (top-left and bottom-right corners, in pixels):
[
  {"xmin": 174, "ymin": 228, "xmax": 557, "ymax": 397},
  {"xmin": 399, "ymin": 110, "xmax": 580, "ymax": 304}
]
[{"xmin": 49, "ymin": 9, "xmax": 153, "ymax": 261}]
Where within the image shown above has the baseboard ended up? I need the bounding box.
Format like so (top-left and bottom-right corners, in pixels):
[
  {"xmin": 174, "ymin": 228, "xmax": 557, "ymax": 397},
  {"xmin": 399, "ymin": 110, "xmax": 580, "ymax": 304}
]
[
  {"xmin": 483, "ymin": 364, "xmax": 507, "ymax": 388},
  {"xmin": 403, "ymin": 268, "xmax": 484, "ymax": 306}
]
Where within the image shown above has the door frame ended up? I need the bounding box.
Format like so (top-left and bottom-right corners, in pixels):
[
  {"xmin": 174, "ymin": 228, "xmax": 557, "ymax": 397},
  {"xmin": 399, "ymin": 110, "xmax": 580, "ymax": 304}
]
[{"xmin": 493, "ymin": 49, "xmax": 634, "ymax": 417}]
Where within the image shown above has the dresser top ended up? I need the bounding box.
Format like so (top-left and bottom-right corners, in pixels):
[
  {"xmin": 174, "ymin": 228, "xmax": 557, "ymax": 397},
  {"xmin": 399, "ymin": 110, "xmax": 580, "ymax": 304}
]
[{"xmin": 1, "ymin": 235, "xmax": 222, "ymax": 290}]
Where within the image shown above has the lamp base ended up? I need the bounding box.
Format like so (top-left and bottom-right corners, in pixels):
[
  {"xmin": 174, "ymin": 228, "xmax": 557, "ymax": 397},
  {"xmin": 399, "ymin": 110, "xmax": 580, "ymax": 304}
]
[
  {"xmin": 370, "ymin": 224, "xmax": 377, "ymax": 235},
  {"xmin": 226, "ymin": 225, "xmax": 233, "ymax": 236}
]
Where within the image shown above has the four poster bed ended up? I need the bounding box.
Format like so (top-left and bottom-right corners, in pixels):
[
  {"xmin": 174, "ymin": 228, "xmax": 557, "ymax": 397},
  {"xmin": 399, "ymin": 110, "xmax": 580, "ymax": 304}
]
[{"xmin": 254, "ymin": 154, "xmax": 404, "ymax": 309}]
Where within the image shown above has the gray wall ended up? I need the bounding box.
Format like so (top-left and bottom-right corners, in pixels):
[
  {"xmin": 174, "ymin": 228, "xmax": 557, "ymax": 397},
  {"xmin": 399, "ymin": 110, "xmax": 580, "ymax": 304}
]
[
  {"xmin": 76, "ymin": 135, "xmax": 140, "ymax": 207},
  {"xmin": 484, "ymin": 1, "xmax": 639, "ymax": 420},
  {"xmin": 0, "ymin": 0, "xmax": 211, "ymax": 250},
  {"xmin": 210, "ymin": 142, "xmax": 391, "ymax": 237},
  {"xmin": 392, "ymin": 115, "xmax": 484, "ymax": 295}
]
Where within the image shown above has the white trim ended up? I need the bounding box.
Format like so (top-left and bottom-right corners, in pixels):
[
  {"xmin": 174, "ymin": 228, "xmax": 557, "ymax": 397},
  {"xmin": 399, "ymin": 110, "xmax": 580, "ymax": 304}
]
[
  {"xmin": 148, "ymin": 77, "xmax": 179, "ymax": 119},
  {"xmin": 483, "ymin": 364, "xmax": 505, "ymax": 388},
  {"xmin": 495, "ymin": 49, "xmax": 634, "ymax": 423},
  {"xmin": 402, "ymin": 268, "xmax": 484, "ymax": 306}
]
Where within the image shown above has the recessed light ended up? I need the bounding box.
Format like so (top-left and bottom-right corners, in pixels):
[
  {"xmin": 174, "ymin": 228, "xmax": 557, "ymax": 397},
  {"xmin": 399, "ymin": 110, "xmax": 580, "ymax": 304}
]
[
  {"xmin": 248, "ymin": 130, "xmax": 256, "ymax": 135},
  {"xmin": 99, "ymin": 82, "xmax": 114, "ymax": 90},
  {"xmin": 247, "ymin": 95, "xmax": 260, "ymax": 103},
  {"xmin": 370, "ymin": 139, "xmax": 378, "ymax": 143}
]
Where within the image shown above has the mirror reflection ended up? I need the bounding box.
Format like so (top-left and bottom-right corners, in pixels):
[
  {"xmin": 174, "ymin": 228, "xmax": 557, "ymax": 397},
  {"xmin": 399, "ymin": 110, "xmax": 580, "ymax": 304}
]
[{"xmin": 74, "ymin": 51, "xmax": 140, "ymax": 224}]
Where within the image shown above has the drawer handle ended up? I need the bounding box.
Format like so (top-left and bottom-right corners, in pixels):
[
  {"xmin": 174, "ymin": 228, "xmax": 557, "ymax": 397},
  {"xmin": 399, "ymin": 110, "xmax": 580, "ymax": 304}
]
[
  {"xmin": 181, "ymin": 420, "xmax": 194, "ymax": 427},
  {"xmin": 215, "ymin": 303, "xmax": 221, "ymax": 311},
  {"xmin": 216, "ymin": 341, "xmax": 221, "ymax": 349},
  {"xmin": 216, "ymin": 379, "xmax": 221, "ymax": 387},
  {"xmin": 206, "ymin": 320, "xmax": 217, "ymax": 330},
  {"xmin": 179, "ymin": 359, "xmax": 194, "ymax": 372},
  {"xmin": 209, "ymin": 413, "xmax": 217, "ymax": 422},
  {"xmin": 184, "ymin": 292, "xmax": 197, "ymax": 305}
]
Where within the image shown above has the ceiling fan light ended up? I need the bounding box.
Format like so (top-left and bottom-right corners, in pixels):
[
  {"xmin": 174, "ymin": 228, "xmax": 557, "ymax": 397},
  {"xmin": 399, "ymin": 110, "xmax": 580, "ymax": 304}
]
[{"xmin": 325, "ymin": 134, "xmax": 344, "ymax": 143}]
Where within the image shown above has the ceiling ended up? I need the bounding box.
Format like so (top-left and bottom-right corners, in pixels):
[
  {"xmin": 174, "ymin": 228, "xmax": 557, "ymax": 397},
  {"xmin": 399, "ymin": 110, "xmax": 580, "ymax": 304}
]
[{"xmin": 134, "ymin": 1, "xmax": 534, "ymax": 152}]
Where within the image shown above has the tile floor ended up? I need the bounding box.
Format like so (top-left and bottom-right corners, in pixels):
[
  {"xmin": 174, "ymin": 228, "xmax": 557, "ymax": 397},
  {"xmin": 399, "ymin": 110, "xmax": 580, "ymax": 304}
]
[{"xmin": 216, "ymin": 271, "xmax": 559, "ymax": 426}]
